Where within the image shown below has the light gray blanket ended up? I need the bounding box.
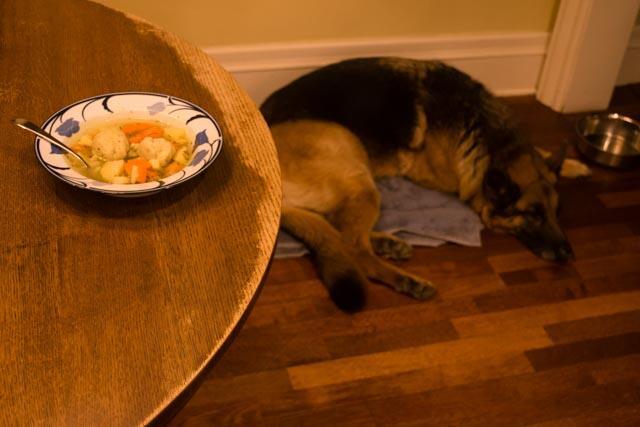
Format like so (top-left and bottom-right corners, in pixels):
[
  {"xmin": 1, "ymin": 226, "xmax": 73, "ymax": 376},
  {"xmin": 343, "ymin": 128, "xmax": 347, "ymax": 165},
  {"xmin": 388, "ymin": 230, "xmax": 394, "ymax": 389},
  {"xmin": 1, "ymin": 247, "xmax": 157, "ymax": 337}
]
[{"xmin": 275, "ymin": 177, "xmax": 483, "ymax": 258}]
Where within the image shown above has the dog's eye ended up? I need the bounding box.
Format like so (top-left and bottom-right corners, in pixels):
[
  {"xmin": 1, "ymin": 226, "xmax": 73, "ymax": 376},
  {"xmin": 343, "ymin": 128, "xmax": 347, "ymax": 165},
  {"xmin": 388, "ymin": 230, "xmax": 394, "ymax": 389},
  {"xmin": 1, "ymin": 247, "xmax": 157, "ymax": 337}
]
[
  {"xmin": 524, "ymin": 204, "xmax": 545, "ymax": 223},
  {"xmin": 494, "ymin": 204, "xmax": 517, "ymax": 216},
  {"xmin": 532, "ymin": 204, "xmax": 545, "ymax": 217}
]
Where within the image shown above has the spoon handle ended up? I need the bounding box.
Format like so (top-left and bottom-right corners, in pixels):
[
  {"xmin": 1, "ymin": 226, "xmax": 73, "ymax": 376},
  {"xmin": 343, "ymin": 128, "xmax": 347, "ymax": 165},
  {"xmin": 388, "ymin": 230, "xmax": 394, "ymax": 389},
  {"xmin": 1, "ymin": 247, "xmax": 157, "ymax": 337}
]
[{"xmin": 12, "ymin": 118, "xmax": 89, "ymax": 168}]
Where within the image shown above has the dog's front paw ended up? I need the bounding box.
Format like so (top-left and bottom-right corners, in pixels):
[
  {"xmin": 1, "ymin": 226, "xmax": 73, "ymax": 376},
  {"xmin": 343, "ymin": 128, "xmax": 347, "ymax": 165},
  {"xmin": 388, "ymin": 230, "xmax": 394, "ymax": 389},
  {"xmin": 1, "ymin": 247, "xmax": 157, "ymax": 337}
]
[
  {"xmin": 395, "ymin": 275, "xmax": 437, "ymax": 300},
  {"xmin": 371, "ymin": 233, "xmax": 413, "ymax": 260}
]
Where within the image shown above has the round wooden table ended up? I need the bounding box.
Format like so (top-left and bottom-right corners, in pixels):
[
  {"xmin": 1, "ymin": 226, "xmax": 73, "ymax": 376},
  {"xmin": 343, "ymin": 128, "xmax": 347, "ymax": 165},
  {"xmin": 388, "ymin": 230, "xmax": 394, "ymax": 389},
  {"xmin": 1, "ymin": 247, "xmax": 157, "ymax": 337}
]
[{"xmin": 0, "ymin": 0, "xmax": 281, "ymax": 424}]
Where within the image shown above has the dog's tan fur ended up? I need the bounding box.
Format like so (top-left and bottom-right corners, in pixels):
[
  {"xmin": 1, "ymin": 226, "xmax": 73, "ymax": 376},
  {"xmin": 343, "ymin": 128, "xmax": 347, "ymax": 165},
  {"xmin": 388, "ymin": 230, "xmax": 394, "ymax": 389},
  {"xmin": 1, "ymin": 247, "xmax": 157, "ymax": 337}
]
[
  {"xmin": 276, "ymin": 120, "xmax": 437, "ymax": 299},
  {"xmin": 264, "ymin": 58, "xmax": 587, "ymax": 311}
]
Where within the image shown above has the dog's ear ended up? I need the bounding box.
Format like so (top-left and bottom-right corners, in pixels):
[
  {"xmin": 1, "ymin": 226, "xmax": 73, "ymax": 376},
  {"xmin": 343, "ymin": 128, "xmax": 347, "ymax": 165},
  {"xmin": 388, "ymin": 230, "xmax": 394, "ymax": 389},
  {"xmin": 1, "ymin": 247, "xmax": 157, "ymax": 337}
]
[
  {"xmin": 483, "ymin": 167, "xmax": 521, "ymax": 212},
  {"xmin": 545, "ymin": 141, "xmax": 568, "ymax": 175}
]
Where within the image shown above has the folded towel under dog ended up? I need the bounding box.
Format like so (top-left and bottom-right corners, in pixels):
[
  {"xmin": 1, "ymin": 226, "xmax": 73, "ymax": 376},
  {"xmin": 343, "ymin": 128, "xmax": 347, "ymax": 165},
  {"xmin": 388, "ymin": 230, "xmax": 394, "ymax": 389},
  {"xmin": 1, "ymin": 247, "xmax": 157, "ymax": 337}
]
[{"xmin": 275, "ymin": 177, "xmax": 484, "ymax": 259}]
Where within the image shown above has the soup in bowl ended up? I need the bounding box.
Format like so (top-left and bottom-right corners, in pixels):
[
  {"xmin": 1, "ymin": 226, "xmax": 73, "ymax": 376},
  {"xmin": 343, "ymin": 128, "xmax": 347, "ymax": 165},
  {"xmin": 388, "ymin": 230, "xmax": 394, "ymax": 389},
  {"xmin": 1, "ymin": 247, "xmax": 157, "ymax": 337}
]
[
  {"xmin": 35, "ymin": 92, "xmax": 222, "ymax": 197},
  {"xmin": 67, "ymin": 117, "xmax": 195, "ymax": 184}
]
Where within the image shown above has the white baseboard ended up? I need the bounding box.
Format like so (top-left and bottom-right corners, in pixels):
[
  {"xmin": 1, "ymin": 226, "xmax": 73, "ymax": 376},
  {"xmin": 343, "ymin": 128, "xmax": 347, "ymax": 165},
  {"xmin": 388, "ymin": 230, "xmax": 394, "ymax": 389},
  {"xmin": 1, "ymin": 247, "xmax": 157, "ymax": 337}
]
[
  {"xmin": 203, "ymin": 32, "xmax": 550, "ymax": 105},
  {"xmin": 617, "ymin": 26, "xmax": 640, "ymax": 85},
  {"xmin": 202, "ymin": 29, "xmax": 640, "ymax": 106}
]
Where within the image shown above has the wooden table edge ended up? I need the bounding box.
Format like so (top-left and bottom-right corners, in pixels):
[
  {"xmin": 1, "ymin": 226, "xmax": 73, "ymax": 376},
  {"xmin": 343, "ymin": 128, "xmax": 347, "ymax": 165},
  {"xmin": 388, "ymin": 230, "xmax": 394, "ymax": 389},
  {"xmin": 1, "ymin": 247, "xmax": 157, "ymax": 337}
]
[{"xmin": 146, "ymin": 238, "xmax": 279, "ymax": 426}]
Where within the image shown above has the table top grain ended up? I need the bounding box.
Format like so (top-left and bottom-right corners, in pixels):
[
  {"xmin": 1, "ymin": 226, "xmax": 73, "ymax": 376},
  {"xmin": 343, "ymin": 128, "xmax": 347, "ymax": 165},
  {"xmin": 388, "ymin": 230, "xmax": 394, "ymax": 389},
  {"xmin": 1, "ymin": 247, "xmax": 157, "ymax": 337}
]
[{"xmin": 0, "ymin": 0, "xmax": 281, "ymax": 424}]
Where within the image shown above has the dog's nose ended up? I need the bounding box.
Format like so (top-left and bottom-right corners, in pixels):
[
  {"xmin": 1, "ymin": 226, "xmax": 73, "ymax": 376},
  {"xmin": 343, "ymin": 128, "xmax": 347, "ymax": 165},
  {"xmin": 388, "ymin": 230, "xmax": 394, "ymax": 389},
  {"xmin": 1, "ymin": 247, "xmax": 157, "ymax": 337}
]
[{"xmin": 544, "ymin": 241, "xmax": 574, "ymax": 263}]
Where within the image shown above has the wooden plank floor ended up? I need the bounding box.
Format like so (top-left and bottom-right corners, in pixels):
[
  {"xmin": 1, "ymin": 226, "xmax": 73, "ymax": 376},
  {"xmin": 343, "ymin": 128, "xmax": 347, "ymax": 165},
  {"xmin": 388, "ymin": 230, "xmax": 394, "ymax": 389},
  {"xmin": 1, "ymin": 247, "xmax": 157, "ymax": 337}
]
[{"xmin": 170, "ymin": 85, "xmax": 640, "ymax": 426}]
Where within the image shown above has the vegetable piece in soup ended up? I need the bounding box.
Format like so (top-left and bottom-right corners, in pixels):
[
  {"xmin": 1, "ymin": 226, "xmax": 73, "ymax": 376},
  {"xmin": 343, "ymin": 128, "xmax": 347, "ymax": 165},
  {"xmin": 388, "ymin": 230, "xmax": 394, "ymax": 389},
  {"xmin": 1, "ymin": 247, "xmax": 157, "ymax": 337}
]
[{"xmin": 66, "ymin": 119, "xmax": 194, "ymax": 184}]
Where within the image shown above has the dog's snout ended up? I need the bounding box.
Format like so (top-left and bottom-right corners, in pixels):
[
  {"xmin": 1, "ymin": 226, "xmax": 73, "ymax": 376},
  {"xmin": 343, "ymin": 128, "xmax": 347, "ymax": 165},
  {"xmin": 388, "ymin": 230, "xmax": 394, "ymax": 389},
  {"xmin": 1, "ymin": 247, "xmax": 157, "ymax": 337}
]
[
  {"xmin": 558, "ymin": 241, "xmax": 575, "ymax": 262},
  {"xmin": 516, "ymin": 225, "xmax": 574, "ymax": 264},
  {"xmin": 541, "ymin": 240, "xmax": 574, "ymax": 263}
]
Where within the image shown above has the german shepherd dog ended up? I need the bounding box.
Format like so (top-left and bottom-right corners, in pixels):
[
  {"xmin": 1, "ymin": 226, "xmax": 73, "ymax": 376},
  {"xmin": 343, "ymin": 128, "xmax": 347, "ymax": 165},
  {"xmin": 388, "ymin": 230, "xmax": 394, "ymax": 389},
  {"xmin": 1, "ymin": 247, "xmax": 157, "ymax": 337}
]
[{"xmin": 261, "ymin": 57, "xmax": 577, "ymax": 312}]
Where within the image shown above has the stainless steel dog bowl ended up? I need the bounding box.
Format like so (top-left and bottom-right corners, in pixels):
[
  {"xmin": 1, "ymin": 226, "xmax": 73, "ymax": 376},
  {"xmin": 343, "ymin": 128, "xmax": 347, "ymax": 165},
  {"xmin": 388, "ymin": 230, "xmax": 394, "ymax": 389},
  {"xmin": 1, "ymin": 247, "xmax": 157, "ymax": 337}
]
[{"xmin": 575, "ymin": 113, "xmax": 640, "ymax": 168}]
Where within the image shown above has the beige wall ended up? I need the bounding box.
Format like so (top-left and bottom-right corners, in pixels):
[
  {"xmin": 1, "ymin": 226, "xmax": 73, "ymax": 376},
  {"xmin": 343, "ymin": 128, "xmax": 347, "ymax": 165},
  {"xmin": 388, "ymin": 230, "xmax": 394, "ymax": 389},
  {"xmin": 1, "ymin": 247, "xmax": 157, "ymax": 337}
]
[{"xmin": 96, "ymin": 0, "xmax": 559, "ymax": 46}]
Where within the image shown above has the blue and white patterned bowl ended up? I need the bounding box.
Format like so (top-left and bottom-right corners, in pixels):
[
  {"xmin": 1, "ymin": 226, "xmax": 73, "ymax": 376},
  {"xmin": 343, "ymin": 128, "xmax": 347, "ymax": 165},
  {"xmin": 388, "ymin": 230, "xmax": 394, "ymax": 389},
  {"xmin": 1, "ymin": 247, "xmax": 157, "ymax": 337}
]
[{"xmin": 35, "ymin": 92, "xmax": 223, "ymax": 197}]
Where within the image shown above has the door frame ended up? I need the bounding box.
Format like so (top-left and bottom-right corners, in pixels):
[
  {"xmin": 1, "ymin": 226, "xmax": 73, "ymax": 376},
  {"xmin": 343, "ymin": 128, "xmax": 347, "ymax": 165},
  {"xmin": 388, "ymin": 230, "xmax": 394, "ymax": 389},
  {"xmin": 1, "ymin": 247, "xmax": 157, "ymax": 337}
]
[{"xmin": 536, "ymin": 0, "xmax": 640, "ymax": 112}]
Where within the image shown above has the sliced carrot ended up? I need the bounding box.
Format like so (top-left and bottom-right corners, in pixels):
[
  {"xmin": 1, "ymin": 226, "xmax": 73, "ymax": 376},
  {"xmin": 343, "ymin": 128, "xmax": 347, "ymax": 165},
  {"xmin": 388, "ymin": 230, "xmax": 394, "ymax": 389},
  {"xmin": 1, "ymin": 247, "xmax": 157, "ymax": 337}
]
[
  {"xmin": 137, "ymin": 168, "xmax": 147, "ymax": 183},
  {"xmin": 128, "ymin": 126, "xmax": 164, "ymax": 144},
  {"xmin": 124, "ymin": 158, "xmax": 151, "ymax": 171},
  {"xmin": 124, "ymin": 158, "xmax": 151, "ymax": 183},
  {"xmin": 121, "ymin": 122, "xmax": 154, "ymax": 135},
  {"xmin": 164, "ymin": 161, "xmax": 183, "ymax": 176}
]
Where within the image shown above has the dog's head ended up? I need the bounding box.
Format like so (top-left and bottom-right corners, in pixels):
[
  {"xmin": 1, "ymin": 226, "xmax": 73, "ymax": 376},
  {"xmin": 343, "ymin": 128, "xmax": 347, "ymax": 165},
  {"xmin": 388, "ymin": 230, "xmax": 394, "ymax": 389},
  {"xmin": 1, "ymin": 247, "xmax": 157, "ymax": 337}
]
[{"xmin": 482, "ymin": 146, "xmax": 573, "ymax": 263}]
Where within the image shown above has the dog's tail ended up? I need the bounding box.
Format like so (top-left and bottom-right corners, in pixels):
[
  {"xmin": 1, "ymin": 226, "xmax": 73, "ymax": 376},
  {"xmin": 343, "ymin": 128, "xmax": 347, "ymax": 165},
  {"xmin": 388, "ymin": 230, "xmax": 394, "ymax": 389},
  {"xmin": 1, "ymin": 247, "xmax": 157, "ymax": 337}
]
[{"xmin": 281, "ymin": 205, "xmax": 367, "ymax": 312}]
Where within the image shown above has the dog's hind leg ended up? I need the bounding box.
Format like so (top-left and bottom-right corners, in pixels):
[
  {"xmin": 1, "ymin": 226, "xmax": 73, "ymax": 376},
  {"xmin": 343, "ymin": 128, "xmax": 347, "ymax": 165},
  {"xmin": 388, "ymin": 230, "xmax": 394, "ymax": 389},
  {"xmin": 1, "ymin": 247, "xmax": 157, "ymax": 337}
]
[
  {"xmin": 330, "ymin": 187, "xmax": 436, "ymax": 300},
  {"xmin": 281, "ymin": 204, "xmax": 368, "ymax": 312},
  {"xmin": 274, "ymin": 119, "xmax": 434, "ymax": 303}
]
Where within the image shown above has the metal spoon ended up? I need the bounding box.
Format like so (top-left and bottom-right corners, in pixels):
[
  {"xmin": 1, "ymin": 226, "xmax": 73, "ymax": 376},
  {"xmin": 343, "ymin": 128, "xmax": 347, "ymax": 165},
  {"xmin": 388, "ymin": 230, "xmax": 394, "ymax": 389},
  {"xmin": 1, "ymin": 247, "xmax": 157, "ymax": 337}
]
[{"xmin": 12, "ymin": 118, "xmax": 90, "ymax": 168}]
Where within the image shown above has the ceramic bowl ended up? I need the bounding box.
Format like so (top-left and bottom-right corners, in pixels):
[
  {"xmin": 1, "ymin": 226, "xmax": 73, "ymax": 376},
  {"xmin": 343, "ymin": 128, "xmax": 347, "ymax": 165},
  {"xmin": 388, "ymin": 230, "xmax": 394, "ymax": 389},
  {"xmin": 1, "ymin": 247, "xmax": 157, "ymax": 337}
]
[{"xmin": 35, "ymin": 92, "xmax": 223, "ymax": 197}]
